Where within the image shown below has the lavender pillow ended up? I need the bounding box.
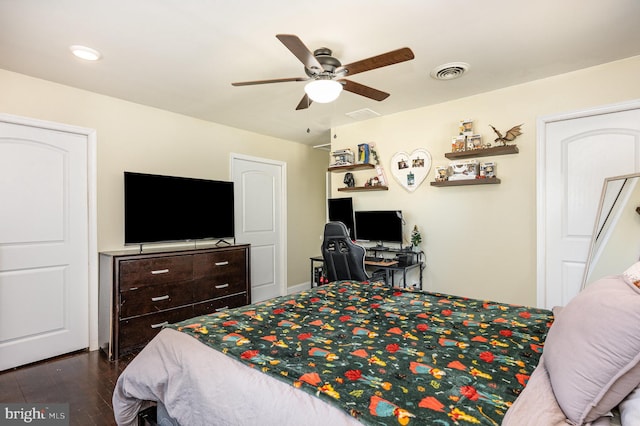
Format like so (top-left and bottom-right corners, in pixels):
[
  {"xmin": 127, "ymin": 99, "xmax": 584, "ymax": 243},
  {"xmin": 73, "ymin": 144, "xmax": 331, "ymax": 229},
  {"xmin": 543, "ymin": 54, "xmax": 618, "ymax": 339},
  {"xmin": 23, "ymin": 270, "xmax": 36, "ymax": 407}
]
[{"xmin": 543, "ymin": 272, "xmax": 640, "ymax": 425}]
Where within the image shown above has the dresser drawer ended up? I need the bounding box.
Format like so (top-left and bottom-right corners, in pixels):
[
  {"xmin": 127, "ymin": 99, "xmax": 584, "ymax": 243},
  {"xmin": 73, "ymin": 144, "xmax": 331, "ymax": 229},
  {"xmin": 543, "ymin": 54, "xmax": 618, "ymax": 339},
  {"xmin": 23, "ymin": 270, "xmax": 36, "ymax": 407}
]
[
  {"xmin": 192, "ymin": 293, "xmax": 248, "ymax": 316},
  {"xmin": 119, "ymin": 306, "xmax": 193, "ymax": 352},
  {"xmin": 119, "ymin": 255, "xmax": 193, "ymax": 290},
  {"xmin": 119, "ymin": 281, "xmax": 193, "ymax": 319},
  {"xmin": 193, "ymin": 276, "xmax": 247, "ymax": 300},
  {"xmin": 193, "ymin": 250, "xmax": 246, "ymax": 279}
]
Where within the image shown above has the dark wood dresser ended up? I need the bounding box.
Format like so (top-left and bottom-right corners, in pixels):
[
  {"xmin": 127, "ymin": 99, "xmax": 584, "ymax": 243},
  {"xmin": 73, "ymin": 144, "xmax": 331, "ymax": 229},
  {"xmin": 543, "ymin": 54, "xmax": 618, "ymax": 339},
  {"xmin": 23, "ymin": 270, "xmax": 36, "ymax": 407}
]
[{"xmin": 98, "ymin": 244, "xmax": 250, "ymax": 360}]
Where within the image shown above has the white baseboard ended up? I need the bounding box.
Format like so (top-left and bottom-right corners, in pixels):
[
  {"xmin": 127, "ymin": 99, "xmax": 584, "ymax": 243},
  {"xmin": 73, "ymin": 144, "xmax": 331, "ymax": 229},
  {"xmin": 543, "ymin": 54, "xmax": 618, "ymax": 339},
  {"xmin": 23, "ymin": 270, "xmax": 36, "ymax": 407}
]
[{"xmin": 287, "ymin": 282, "xmax": 311, "ymax": 295}]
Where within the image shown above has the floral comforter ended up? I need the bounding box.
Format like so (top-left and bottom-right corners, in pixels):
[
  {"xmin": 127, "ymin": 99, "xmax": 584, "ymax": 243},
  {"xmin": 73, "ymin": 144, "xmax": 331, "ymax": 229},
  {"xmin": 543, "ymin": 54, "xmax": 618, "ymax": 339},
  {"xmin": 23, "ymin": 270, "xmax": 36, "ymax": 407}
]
[{"xmin": 167, "ymin": 281, "xmax": 553, "ymax": 425}]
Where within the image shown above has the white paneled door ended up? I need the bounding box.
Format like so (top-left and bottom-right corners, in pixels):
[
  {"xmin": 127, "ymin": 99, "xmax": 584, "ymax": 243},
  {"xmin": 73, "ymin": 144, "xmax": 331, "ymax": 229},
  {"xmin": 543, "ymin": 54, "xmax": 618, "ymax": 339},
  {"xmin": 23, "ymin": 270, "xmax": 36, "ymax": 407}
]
[
  {"xmin": 0, "ymin": 115, "xmax": 93, "ymax": 371},
  {"xmin": 231, "ymin": 154, "xmax": 286, "ymax": 303},
  {"xmin": 538, "ymin": 102, "xmax": 640, "ymax": 309}
]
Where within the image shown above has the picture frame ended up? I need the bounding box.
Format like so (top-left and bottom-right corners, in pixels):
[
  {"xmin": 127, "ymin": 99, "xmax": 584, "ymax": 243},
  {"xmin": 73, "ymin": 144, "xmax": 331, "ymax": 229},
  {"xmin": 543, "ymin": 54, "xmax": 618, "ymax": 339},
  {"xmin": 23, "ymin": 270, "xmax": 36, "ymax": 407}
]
[{"xmin": 390, "ymin": 148, "xmax": 432, "ymax": 192}]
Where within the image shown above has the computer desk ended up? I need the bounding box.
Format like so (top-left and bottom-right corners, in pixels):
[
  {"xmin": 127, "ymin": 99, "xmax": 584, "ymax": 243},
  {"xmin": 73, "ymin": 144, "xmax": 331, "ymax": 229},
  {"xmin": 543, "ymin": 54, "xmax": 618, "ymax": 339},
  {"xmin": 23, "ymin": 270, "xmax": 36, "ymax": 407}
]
[{"xmin": 309, "ymin": 256, "xmax": 424, "ymax": 288}]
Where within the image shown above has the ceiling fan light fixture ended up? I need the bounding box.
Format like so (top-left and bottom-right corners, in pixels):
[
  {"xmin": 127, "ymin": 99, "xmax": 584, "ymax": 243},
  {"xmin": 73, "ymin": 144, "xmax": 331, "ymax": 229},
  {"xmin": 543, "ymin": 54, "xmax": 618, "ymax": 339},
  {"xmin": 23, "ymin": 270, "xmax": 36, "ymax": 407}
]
[{"xmin": 304, "ymin": 79, "xmax": 343, "ymax": 103}]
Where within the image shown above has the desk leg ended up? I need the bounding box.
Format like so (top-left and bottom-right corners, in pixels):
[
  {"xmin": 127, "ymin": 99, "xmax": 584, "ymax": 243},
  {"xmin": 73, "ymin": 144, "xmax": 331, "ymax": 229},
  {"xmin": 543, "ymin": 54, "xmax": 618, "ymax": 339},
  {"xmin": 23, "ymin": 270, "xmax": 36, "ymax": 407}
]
[{"xmin": 310, "ymin": 259, "xmax": 315, "ymax": 289}]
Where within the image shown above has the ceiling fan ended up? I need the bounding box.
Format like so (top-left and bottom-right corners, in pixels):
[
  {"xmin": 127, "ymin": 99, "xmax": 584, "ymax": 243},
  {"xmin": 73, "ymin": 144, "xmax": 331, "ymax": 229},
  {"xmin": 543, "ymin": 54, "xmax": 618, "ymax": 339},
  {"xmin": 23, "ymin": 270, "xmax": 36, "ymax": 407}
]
[{"xmin": 231, "ymin": 34, "xmax": 415, "ymax": 110}]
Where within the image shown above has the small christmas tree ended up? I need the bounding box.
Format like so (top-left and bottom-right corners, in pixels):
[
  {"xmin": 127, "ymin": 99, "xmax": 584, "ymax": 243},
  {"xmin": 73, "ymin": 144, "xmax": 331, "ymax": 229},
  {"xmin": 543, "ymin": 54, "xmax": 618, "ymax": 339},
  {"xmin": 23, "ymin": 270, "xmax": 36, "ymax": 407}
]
[{"xmin": 411, "ymin": 225, "xmax": 422, "ymax": 248}]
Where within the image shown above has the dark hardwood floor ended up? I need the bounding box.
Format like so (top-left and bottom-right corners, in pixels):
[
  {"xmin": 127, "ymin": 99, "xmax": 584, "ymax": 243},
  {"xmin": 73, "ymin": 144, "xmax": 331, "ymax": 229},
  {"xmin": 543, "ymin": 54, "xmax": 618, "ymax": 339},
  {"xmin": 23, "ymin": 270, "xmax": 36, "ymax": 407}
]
[{"xmin": 0, "ymin": 350, "xmax": 137, "ymax": 426}]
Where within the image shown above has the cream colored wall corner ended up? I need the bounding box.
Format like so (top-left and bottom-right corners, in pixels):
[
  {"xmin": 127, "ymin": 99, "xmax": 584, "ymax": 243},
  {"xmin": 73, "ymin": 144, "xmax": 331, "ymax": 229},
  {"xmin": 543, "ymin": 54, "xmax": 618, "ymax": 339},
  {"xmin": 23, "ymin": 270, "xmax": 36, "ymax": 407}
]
[
  {"xmin": 330, "ymin": 56, "xmax": 640, "ymax": 306},
  {"xmin": 0, "ymin": 68, "xmax": 327, "ymax": 288}
]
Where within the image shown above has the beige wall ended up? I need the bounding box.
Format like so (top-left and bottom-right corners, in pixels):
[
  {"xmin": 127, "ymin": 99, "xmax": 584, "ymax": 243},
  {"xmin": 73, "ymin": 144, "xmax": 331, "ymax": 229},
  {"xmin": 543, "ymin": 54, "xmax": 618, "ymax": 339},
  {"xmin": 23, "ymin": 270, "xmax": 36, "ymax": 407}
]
[
  {"xmin": 0, "ymin": 68, "xmax": 328, "ymax": 288},
  {"xmin": 3, "ymin": 55, "xmax": 640, "ymax": 301},
  {"xmin": 331, "ymin": 55, "xmax": 640, "ymax": 306}
]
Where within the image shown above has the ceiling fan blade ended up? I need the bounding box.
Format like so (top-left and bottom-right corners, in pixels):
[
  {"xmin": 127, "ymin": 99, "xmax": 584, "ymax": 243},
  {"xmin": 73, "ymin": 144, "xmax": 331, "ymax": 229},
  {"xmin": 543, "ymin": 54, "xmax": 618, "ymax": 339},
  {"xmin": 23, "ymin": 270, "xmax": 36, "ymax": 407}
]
[
  {"xmin": 232, "ymin": 77, "xmax": 308, "ymax": 86},
  {"xmin": 339, "ymin": 47, "xmax": 414, "ymax": 77},
  {"xmin": 276, "ymin": 34, "xmax": 324, "ymax": 72},
  {"xmin": 340, "ymin": 79, "xmax": 390, "ymax": 101},
  {"xmin": 295, "ymin": 94, "xmax": 312, "ymax": 110}
]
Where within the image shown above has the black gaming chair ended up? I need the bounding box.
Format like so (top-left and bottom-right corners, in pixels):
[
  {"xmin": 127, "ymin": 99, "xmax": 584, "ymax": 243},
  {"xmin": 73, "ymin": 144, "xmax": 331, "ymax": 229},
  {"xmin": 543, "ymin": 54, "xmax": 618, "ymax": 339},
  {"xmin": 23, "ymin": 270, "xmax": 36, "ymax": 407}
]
[{"xmin": 321, "ymin": 221, "xmax": 369, "ymax": 282}]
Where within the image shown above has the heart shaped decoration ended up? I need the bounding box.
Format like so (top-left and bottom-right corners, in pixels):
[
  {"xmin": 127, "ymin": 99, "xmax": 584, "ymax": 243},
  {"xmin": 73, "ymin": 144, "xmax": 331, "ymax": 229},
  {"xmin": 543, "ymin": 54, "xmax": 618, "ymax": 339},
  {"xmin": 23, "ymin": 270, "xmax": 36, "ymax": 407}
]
[{"xmin": 390, "ymin": 149, "xmax": 432, "ymax": 192}]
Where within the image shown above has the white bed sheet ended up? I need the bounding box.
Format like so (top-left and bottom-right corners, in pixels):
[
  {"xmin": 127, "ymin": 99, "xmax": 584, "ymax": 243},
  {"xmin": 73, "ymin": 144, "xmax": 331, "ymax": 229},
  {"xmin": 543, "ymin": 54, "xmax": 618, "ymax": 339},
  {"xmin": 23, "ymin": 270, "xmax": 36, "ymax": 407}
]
[{"xmin": 113, "ymin": 328, "xmax": 362, "ymax": 426}]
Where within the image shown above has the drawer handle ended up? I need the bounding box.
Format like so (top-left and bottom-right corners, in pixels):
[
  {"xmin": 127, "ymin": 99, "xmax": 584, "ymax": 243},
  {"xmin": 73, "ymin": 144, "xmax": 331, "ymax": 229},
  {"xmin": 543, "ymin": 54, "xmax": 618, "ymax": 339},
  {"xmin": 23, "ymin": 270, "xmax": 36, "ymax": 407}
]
[
  {"xmin": 214, "ymin": 261, "xmax": 229, "ymax": 266},
  {"xmin": 151, "ymin": 295, "xmax": 170, "ymax": 302},
  {"xmin": 151, "ymin": 321, "xmax": 168, "ymax": 329},
  {"xmin": 151, "ymin": 269, "xmax": 169, "ymax": 275},
  {"xmin": 215, "ymin": 306, "xmax": 229, "ymax": 312},
  {"xmin": 215, "ymin": 283, "xmax": 230, "ymax": 289}
]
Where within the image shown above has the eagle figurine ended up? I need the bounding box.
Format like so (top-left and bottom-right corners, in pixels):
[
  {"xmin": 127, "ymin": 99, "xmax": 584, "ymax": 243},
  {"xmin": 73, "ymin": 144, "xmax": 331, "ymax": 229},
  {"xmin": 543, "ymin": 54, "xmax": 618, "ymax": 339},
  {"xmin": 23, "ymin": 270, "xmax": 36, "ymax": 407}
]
[{"xmin": 489, "ymin": 124, "xmax": 523, "ymax": 146}]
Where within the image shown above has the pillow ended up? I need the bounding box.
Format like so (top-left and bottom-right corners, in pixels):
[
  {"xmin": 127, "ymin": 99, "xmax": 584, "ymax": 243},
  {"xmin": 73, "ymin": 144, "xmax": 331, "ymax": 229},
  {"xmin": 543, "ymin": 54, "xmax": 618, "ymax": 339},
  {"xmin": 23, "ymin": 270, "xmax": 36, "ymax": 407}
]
[
  {"xmin": 543, "ymin": 270, "xmax": 640, "ymax": 425},
  {"xmin": 619, "ymin": 384, "xmax": 640, "ymax": 426},
  {"xmin": 623, "ymin": 261, "xmax": 640, "ymax": 287}
]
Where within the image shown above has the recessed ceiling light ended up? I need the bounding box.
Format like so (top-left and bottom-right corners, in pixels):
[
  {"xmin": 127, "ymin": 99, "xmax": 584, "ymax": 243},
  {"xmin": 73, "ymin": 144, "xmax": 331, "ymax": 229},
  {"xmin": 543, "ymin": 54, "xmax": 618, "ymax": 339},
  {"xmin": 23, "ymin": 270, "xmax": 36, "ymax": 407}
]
[
  {"xmin": 430, "ymin": 62, "xmax": 469, "ymax": 80},
  {"xmin": 69, "ymin": 45, "xmax": 102, "ymax": 61}
]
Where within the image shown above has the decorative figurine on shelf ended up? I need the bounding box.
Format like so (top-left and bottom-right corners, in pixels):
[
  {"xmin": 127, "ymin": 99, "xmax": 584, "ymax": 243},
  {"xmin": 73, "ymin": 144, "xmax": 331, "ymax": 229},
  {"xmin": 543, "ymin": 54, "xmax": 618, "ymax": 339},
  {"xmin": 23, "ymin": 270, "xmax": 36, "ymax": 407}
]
[
  {"xmin": 468, "ymin": 134, "xmax": 483, "ymax": 150},
  {"xmin": 480, "ymin": 162, "xmax": 497, "ymax": 179},
  {"xmin": 357, "ymin": 143, "xmax": 371, "ymax": 164},
  {"xmin": 365, "ymin": 176, "xmax": 381, "ymax": 187},
  {"xmin": 451, "ymin": 136, "xmax": 466, "ymax": 152},
  {"xmin": 343, "ymin": 172, "xmax": 355, "ymax": 188},
  {"xmin": 434, "ymin": 166, "xmax": 448, "ymax": 182},
  {"xmin": 489, "ymin": 124, "xmax": 523, "ymax": 146},
  {"xmin": 459, "ymin": 119, "xmax": 474, "ymax": 137},
  {"xmin": 411, "ymin": 225, "xmax": 422, "ymax": 250},
  {"xmin": 449, "ymin": 160, "xmax": 478, "ymax": 181},
  {"xmin": 331, "ymin": 148, "xmax": 355, "ymax": 166}
]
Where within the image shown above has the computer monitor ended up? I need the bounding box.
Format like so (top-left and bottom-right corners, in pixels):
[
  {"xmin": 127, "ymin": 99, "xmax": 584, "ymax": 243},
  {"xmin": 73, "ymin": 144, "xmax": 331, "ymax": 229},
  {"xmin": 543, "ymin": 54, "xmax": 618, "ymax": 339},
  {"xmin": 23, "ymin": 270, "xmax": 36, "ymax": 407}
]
[
  {"xmin": 354, "ymin": 210, "xmax": 403, "ymax": 246},
  {"xmin": 327, "ymin": 197, "xmax": 355, "ymax": 240}
]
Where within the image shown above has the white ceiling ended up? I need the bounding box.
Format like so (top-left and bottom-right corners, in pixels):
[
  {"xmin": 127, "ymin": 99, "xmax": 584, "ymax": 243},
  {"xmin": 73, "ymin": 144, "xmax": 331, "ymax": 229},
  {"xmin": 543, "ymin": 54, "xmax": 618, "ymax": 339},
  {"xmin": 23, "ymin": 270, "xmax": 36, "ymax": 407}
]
[{"xmin": 1, "ymin": 0, "xmax": 639, "ymax": 146}]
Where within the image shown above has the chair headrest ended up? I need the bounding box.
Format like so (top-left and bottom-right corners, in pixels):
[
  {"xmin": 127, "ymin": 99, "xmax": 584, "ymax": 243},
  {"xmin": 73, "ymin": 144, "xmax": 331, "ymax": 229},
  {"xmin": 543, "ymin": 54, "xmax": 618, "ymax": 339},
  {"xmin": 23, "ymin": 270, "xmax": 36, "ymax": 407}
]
[{"xmin": 323, "ymin": 222, "xmax": 351, "ymax": 240}]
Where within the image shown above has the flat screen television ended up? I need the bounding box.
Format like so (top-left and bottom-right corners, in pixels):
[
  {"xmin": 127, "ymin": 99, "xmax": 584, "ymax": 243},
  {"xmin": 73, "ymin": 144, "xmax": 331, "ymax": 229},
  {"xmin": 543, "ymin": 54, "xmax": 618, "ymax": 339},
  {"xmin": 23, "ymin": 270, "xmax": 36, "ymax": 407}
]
[
  {"xmin": 354, "ymin": 210, "xmax": 403, "ymax": 245},
  {"xmin": 327, "ymin": 197, "xmax": 355, "ymax": 240},
  {"xmin": 124, "ymin": 172, "xmax": 234, "ymax": 245}
]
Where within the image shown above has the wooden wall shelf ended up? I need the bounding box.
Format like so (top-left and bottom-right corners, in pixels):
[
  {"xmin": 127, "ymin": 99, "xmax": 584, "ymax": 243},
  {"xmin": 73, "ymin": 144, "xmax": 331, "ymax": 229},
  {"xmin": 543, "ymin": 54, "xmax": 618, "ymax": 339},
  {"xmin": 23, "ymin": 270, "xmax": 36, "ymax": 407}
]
[
  {"xmin": 338, "ymin": 185, "xmax": 389, "ymax": 192},
  {"xmin": 430, "ymin": 178, "xmax": 501, "ymax": 187},
  {"xmin": 444, "ymin": 145, "xmax": 518, "ymax": 160},
  {"xmin": 328, "ymin": 163, "xmax": 376, "ymax": 172}
]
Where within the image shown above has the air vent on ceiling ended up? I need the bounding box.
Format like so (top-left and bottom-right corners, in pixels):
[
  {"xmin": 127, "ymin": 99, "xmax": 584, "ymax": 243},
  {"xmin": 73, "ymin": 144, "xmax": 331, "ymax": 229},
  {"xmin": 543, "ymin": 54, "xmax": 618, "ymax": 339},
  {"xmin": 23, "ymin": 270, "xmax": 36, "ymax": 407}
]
[
  {"xmin": 345, "ymin": 108, "xmax": 381, "ymax": 120},
  {"xmin": 430, "ymin": 62, "xmax": 470, "ymax": 81}
]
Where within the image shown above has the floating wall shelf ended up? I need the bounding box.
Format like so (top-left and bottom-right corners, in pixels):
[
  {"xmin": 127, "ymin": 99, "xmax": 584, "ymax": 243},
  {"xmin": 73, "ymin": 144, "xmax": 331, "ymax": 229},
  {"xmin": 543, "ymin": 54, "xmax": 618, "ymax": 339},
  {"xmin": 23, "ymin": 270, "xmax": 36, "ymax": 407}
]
[
  {"xmin": 444, "ymin": 145, "xmax": 518, "ymax": 160},
  {"xmin": 430, "ymin": 178, "xmax": 501, "ymax": 187},
  {"xmin": 338, "ymin": 185, "xmax": 389, "ymax": 192},
  {"xmin": 328, "ymin": 163, "xmax": 376, "ymax": 172}
]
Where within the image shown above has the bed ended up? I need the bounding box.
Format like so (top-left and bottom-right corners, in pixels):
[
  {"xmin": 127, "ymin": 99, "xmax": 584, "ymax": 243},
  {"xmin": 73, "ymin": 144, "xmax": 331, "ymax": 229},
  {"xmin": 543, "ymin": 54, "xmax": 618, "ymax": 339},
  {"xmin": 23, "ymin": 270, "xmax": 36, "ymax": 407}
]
[
  {"xmin": 113, "ymin": 271, "xmax": 640, "ymax": 426},
  {"xmin": 114, "ymin": 279, "xmax": 553, "ymax": 425}
]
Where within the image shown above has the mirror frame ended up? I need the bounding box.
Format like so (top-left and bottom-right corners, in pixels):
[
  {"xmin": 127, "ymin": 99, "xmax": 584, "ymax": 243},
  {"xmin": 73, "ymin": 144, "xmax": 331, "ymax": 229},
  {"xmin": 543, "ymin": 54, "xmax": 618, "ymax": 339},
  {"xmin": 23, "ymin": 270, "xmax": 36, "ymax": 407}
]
[{"xmin": 581, "ymin": 172, "xmax": 640, "ymax": 290}]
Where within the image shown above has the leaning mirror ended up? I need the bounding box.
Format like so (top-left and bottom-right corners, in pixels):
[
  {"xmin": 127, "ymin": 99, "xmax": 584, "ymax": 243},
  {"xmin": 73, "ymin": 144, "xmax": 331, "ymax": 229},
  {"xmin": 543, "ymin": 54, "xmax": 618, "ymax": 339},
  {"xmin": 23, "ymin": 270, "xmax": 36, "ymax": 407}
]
[{"xmin": 581, "ymin": 173, "xmax": 640, "ymax": 289}]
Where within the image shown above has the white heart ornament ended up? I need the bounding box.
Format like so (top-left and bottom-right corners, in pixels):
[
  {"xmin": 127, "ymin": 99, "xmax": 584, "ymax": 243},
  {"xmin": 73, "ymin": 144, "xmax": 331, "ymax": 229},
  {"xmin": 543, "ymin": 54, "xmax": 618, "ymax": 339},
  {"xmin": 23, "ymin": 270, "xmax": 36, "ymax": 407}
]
[{"xmin": 390, "ymin": 149, "xmax": 432, "ymax": 192}]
